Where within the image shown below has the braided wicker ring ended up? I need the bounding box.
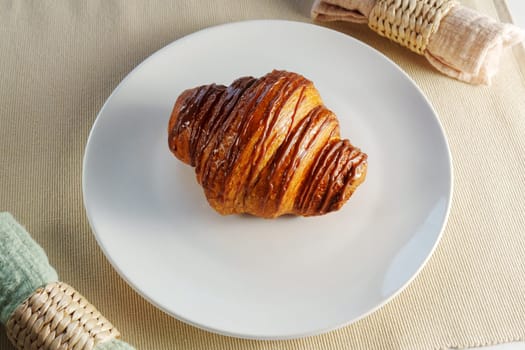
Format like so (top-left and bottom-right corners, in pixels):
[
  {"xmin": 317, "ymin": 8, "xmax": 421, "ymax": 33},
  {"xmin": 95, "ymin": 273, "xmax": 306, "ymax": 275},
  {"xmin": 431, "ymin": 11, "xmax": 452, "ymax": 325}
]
[
  {"xmin": 6, "ymin": 282, "xmax": 120, "ymax": 350},
  {"xmin": 369, "ymin": 0, "xmax": 459, "ymax": 54}
]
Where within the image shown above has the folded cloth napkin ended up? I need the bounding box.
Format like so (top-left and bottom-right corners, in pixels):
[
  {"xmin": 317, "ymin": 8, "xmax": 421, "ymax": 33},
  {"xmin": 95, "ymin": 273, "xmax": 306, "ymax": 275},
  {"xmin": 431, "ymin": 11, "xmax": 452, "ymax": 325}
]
[
  {"xmin": 0, "ymin": 212, "xmax": 135, "ymax": 350},
  {"xmin": 311, "ymin": 0, "xmax": 525, "ymax": 84}
]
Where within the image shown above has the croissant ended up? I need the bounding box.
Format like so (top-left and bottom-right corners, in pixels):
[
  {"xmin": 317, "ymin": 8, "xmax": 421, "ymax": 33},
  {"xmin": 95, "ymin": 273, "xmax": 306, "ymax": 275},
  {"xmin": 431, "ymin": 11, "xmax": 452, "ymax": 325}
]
[{"xmin": 168, "ymin": 70, "xmax": 367, "ymax": 218}]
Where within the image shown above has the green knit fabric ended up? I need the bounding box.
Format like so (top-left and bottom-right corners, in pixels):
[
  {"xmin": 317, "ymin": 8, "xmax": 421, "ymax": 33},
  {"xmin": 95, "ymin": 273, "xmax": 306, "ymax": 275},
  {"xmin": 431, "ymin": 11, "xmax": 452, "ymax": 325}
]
[
  {"xmin": 94, "ymin": 339, "xmax": 136, "ymax": 350},
  {"xmin": 0, "ymin": 212, "xmax": 58, "ymax": 324},
  {"xmin": 0, "ymin": 213, "xmax": 135, "ymax": 349}
]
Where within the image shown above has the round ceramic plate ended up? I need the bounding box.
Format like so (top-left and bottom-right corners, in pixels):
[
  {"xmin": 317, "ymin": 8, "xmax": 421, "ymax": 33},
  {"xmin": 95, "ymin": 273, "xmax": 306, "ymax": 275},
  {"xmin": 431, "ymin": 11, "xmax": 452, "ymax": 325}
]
[{"xmin": 83, "ymin": 20, "xmax": 452, "ymax": 340}]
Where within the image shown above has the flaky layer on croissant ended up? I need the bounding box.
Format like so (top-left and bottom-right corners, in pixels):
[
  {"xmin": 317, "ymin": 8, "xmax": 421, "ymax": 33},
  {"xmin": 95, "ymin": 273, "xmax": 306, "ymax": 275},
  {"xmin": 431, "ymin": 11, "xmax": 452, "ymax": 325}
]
[{"xmin": 168, "ymin": 70, "xmax": 367, "ymax": 218}]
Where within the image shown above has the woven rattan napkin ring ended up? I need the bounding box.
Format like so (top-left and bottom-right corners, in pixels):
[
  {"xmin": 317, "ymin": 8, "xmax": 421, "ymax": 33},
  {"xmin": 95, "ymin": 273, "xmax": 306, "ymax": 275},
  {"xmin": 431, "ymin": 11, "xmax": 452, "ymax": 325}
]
[
  {"xmin": 369, "ymin": 0, "xmax": 459, "ymax": 54},
  {"xmin": 6, "ymin": 282, "xmax": 120, "ymax": 350}
]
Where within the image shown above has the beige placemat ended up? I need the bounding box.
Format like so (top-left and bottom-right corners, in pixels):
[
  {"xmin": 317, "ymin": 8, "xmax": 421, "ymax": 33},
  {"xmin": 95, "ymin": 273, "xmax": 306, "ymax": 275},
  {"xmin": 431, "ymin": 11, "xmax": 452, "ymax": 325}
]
[{"xmin": 1, "ymin": 1, "xmax": 524, "ymax": 349}]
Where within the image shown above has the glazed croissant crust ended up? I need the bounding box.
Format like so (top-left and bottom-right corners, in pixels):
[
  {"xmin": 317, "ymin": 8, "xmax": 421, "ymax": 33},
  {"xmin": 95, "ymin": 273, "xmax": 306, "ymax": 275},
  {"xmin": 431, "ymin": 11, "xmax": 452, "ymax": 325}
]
[{"xmin": 168, "ymin": 70, "xmax": 367, "ymax": 218}]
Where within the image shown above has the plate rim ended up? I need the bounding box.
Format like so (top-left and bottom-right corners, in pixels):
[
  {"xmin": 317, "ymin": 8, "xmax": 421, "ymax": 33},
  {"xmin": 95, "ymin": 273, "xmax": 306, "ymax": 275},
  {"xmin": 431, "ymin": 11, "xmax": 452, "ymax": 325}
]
[{"xmin": 82, "ymin": 19, "xmax": 454, "ymax": 340}]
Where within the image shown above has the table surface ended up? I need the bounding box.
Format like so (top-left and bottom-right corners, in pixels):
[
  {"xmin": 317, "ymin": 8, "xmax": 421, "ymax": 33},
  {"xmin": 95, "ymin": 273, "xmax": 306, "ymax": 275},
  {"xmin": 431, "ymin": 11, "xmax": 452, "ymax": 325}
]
[
  {"xmin": 508, "ymin": 0, "xmax": 525, "ymax": 28},
  {"xmin": 479, "ymin": 344, "xmax": 525, "ymax": 350}
]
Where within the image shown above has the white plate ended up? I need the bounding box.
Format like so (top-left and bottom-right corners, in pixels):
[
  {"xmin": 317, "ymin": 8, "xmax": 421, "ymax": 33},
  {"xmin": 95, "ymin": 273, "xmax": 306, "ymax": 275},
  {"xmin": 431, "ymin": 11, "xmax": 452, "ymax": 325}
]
[{"xmin": 83, "ymin": 20, "xmax": 452, "ymax": 340}]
